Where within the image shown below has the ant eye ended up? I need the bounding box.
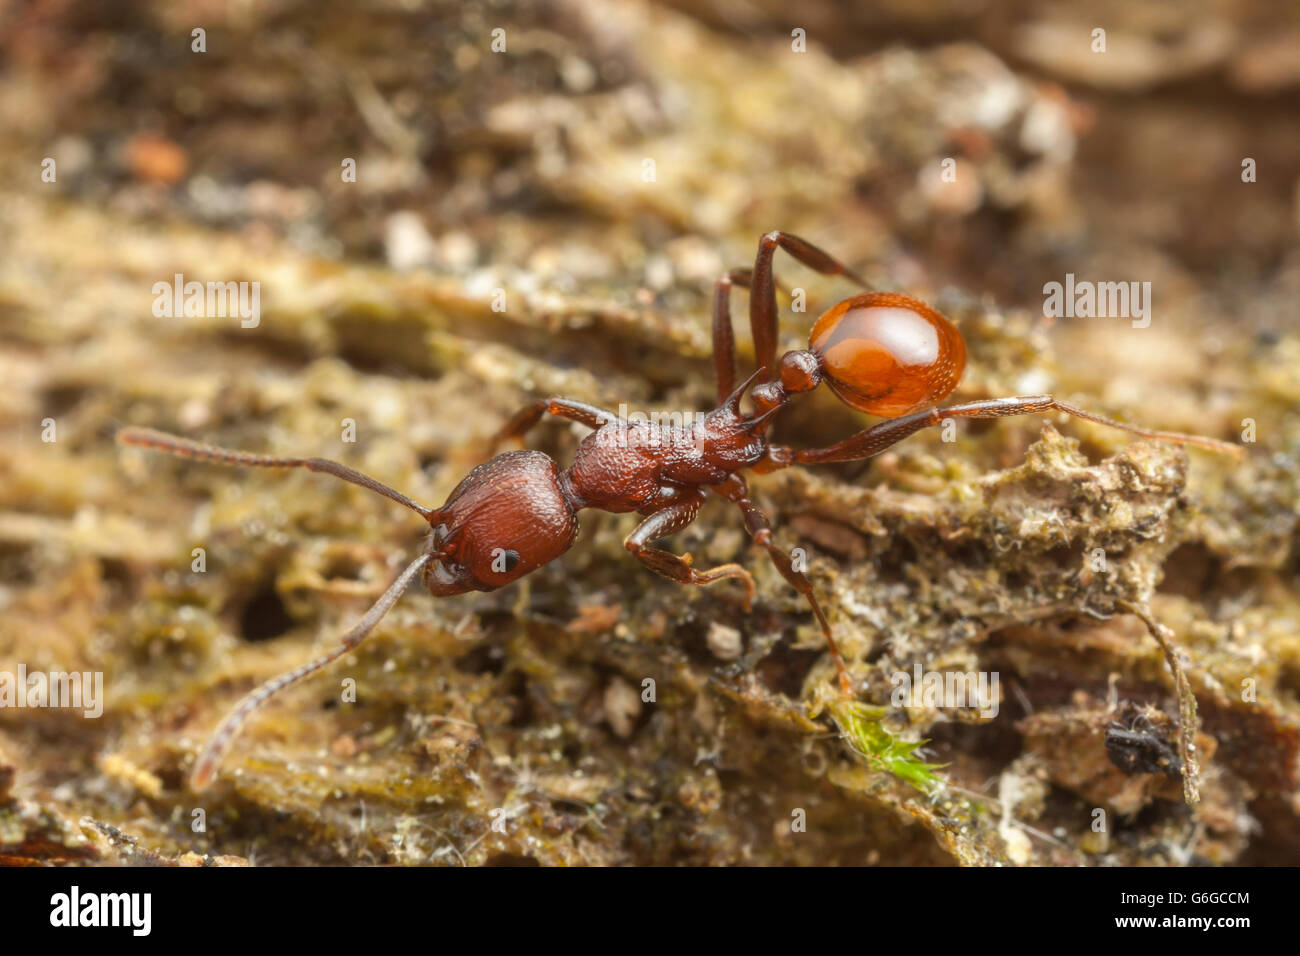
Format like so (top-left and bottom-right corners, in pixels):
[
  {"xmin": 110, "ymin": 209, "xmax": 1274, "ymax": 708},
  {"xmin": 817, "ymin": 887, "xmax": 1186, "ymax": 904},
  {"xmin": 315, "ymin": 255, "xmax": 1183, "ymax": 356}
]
[
  {"xmin": 492, "ymin": 548, "xmax": 521, "ymax": 574},
  {"xmin": 809, "ymin": 292, "xmax": 966, "ymax": 417}
]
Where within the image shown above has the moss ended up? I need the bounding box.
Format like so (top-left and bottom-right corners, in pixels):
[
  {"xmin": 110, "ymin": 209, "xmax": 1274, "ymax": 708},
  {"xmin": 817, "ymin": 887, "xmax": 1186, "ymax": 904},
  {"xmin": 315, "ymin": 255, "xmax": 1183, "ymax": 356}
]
[{"xmin": 827, "ymin": 700, "xmax": 944, "ymax": 792}]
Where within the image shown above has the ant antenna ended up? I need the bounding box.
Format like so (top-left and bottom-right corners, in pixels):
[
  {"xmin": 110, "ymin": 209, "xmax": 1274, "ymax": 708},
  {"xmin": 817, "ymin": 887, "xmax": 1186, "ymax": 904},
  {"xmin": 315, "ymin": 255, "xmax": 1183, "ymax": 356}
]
[
  {"xmin": 191, "ymin": 547, "xmax": 435, "ymax": 789},
  {"xmin": 189, "ymin": 548, "xmax": 431, "ymax": 790},
  {"xmin": 117, "ymin": 427, "xmax": 435, "ymax": 519},
  {"xmin": 117, "ymin": 426, "xmax": 443, "ymax": 788}
]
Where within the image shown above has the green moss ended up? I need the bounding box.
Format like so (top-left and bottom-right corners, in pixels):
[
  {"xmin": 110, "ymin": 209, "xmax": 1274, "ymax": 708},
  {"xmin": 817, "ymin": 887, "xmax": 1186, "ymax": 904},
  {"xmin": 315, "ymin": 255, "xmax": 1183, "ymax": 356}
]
[{"xmin": 828, "ymin": 700, "xmax": 944, "ymax": 793}]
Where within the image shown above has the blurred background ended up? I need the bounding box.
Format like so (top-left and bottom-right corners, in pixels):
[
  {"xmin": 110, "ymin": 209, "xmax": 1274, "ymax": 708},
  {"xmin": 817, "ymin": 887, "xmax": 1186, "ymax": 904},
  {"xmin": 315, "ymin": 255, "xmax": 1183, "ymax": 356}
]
[{"xmin": 0, "ymin": 0, "xmax": 1297, "ymax": 866}]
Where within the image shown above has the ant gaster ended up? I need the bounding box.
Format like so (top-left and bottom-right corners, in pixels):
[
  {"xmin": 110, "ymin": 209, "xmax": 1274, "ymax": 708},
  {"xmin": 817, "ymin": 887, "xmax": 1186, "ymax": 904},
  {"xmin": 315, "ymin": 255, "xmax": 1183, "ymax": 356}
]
[{"xmin": 119, "ymin": 231, "xmax": 1241, "ymax": 789}]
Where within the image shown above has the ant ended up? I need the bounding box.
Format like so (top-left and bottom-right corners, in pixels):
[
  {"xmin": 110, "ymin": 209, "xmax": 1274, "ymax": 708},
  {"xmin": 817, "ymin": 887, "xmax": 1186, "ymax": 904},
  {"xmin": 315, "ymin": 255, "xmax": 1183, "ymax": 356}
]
[{"xmin": 118, "ymin": 231, "xmax": 1241, "ymax": 790}]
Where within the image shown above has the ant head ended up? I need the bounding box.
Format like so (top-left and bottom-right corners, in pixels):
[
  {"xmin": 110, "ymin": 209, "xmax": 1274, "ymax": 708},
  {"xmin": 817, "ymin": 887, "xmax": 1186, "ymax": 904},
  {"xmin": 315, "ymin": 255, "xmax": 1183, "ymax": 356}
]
[
  {"xmin": 807, "ymin": 292, "xmax": 966, "ymax": 417},
  {"xmin": 423, "ymin": 450, "xmax": 579, "ymax": 596}
]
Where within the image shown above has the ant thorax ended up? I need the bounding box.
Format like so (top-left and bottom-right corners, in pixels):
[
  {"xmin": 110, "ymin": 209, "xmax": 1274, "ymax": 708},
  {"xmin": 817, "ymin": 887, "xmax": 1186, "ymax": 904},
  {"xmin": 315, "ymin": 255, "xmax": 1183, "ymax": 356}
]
[{"xmin": 563, "ymin": 418, "xmax": 714, "ymax": 512}]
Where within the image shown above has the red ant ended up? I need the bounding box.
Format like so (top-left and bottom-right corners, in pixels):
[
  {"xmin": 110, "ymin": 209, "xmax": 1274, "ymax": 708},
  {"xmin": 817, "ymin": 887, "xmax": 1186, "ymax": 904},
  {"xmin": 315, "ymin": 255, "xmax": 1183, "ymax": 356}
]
[{"xmin": 119, "ymin": 231, "xmax": 1241, "ymax": 790}]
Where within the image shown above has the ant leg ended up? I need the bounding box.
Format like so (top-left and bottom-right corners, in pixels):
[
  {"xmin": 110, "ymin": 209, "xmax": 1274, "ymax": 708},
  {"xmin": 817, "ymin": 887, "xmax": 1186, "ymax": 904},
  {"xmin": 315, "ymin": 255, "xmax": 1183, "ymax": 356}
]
[
  {"xmin": 713, "ymin": 269, "xmax": 752, "ymax": 403},
  {"xmin": 490, "ymin": 397, "xmax": 619, "ymax": 453},
  {"xmin": 750, "ymin": 231, "xmax": 870, "ymax": 380},
  {"xmin": 762, "ymin": 395, "xmax": 1242, "ymax": 469},
  {"xmin": 190, "ymin": 547, "xmax": 435, "ymax": 789},
  {"xmin": 625, "ymin": 493, "xmax": 756, "ymax": 605},
  {"xmin": 711, "ymin": 475, "xmax": 854, "ymax": 696},
  {"xmin": 118, "ymin": 427, "xmax": 434, "ymax": 518}
]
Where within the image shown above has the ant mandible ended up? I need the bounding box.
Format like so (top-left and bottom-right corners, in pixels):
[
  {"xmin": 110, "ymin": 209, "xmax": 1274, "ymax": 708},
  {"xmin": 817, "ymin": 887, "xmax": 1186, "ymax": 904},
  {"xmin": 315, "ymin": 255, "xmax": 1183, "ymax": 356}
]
[{"xmin": 119, "ymin": 231, "xmax": 1241, "ymax": 790}]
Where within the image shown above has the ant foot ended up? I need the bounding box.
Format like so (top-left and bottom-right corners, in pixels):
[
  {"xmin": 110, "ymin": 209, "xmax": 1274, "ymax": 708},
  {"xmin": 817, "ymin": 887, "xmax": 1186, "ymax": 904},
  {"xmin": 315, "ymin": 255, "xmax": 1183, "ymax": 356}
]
[{"xmin": 693, "ymin": 562, "xmax": 755, "ymax": 610}]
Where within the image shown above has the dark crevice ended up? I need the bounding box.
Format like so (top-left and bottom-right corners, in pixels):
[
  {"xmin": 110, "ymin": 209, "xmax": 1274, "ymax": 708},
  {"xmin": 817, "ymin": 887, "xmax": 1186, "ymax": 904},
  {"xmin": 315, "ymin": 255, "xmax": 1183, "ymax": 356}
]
[
  {"xmin": 454, "ymin": 643, "xmax": 506, "ymax": 677},
  {"xmin": 756, "ymin": 641, "xmax": 821, "ymax": 699},
  {"xmin": 238, "ymin": 581, "xmax": 296, "ymax": 643}
]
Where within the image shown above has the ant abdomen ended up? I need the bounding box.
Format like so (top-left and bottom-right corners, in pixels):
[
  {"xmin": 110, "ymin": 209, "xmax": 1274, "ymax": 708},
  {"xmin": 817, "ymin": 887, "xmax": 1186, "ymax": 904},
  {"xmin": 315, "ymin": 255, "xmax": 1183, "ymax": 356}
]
[{"xmin": 809, "ymin": 291, "xmax": 967, "ymax": 417}]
